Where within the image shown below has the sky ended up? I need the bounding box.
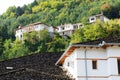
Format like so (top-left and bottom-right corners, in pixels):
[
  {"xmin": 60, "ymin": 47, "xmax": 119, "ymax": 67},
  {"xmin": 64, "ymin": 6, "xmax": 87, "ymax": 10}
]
[{"xmin": 0, "ymin": 0, "xmax": 34, "ymax": 14}]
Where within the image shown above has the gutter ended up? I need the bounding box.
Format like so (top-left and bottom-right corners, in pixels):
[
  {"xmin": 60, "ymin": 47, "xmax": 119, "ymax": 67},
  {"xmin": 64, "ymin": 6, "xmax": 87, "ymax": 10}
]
[{"xmin": 104, "ymin": 43, "xmax": 120, "ymax": 45}]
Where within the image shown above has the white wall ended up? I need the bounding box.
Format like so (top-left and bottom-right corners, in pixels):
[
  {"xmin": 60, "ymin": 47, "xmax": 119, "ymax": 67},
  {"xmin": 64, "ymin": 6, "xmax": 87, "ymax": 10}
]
[
  {"xmin": 63, "ymin": 48, "xmax": 108, "ymax": 79},
  {"xmin": 47, "ymin": 26, "xmax": 54, "ymax": 32},
  {"xmin": 76, "ymin": 78, "xmax": 108, "ymax": 80},
  {"xmin": 57, "ymin": 24, "xmax": 74, "ymax": 32},
  {"xmin": 107, "ymin": 46, "xmax": 120, "ymax": 57},
  {"xmin": 63, "ymin": 50, "xmax": 77, "ymax": 78},
  {"xmin": 75, "ymin": 47, "xmax": 120, "ymax": 78},
  {"xmin": 76, "ymin": 59, "xmax": 108, "ymax": 76},
  {"xmin": 15, "ymin": 29, "xmax": 23, "ymax": 40},
  {"xmin": 107, "ymin": 58, "xmax": 118, "ymax": 75},
  {"xmin": 104, "ymin": 17, "xmax": 109, "ymax": 22},
  {"xmin": 89, "ymin": 15, "xmax": 109, "ymax": 23},
  {"xmin": 64, "ymin": 24, "xmax": 74, "ymax": 31},
  {"xmin": 62, "ymin": 46, "xmax": 120, "ymax": 80},
  {"xmin": 89, "ymin": 16, "xmax": 96, "ymax": 23},
  {"xmin": 108, "ymin": 76, "xmax": 120, "ymax": 80},
  {"xmin": 76, "ymin": 48, "xmax": 106, "ymax": 59},
  {"xmin": 34, "ymin": 24, "xmax": 47, "ymax": 31},
  {"xmin": 107, "ymin": 46, "xmax": 120, "ymax": 76}
]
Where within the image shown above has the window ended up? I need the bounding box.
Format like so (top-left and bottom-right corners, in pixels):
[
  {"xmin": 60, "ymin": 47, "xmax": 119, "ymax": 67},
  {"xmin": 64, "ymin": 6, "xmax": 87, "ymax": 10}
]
[
  {"xmin": 91, "ymin": 17, "xmax": 95, "ymax": 21},
  {"xmin": 92, "ymin": 60, "xmax": 97, "ymax": 69},
  {"xmin": 67, "ymin": 62, "xmax": 69, "ymax": 67},
  {"xmin": 35, "ymin": 25, "xmax": 38, "ymax": 28},
  {"xmin": 117, "ymin": 59, "xmax": 120, "ymax": 74},
  {"xmin": 62, "ymin": 27, "xmax": 64, "ymax": 30},
  {"xmin": 20, "ymin": 35, "xmax": 23, "ymax": 39},
  {"xmin": 73, "ymin": 26, "xmax": 76, "ymax": 29},
  {"xmin": 63, "ymin": 32, "xmax": 64, "ymax": 35},
  {"xmin": 79, "ymin": 24, "xmax": 83, "ymax": 27}
]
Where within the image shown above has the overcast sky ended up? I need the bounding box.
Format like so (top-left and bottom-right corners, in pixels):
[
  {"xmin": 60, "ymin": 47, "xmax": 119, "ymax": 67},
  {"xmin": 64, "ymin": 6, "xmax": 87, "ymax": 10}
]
[{"xmin": 0, "ymin": 0, "xmax": 34, "ymax": 15}]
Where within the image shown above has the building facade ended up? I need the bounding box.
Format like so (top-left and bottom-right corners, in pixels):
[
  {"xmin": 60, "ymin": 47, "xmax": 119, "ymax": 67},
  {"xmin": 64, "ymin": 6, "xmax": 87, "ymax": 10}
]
[
  {"xmin": 15, "ymin": 22, "xmax": 54, "ymax": 40},
  {"xmin": 56, "ymin": 39, "xmax": 120, "ymax": 80},
  {"xmin": 56, "ymin": 23, "xmax": 83, "ymax": 36},
  {"xmin": 89, "ymin": 14, "xmax": 109, "ymax": 23}
]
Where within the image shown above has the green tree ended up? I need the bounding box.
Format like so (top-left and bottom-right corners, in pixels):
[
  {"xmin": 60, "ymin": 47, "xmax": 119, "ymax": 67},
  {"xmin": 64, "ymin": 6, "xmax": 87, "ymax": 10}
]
[
  {"xmin": 71, "ymin": 20, "xmax": 109, "ymax": 43},
  {"xmin": 1, "ymin": 39, "xmax": 12, "ymax": 60},
  {"xmin": 37, "ymin": 30, "xmax": 51, "ymax": 52},
  {"xmin": 16, "ymin": 7, "xmax": 23, "ymax": 16},
  {"xmin": 47, "ymin": 33, "xmax": 69, "ymax": 52},
  {"xmin": 0, "ymin": 38, "xmax": 4, "ymax": 57},
  {"xmin": 71, "ymin": 28, "xmax": 84, "ymax": 43},
  {"xmin": 1, "ymin": 39, "xmax": 30, "ymax": 60}
]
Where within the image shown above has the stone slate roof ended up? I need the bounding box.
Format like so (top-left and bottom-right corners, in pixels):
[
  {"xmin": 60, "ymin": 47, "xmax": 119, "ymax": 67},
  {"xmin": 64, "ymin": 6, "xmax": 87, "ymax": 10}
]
[
  {"xmin": 0, "ymin": 52, "xmax": 72, "ymax": 80},
  {"xmin": 74, "ymin": 35, "xmax": 120, "ymax": 45}
]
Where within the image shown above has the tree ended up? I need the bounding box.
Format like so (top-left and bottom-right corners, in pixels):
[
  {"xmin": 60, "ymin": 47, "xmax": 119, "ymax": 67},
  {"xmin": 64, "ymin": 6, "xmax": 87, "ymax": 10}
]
[
  {"xmin": 3, "ymin": 39, "xmax": 30, "ymax": 59},
  {"xmin": 0, "ymin": 26, "xmax": 8, "ymax": 41},
  {"xmin": 104, "ymin": 19, "xmax": 120, "ymax": 36},
  {"xmin": 37, "ymin": 30, "xmax": 51, "ymax": 52},
  {"xmin": 37, "ymin": 30, "xmax": 49, "ymax": 41},
  {"xmin": 71, "ymin": 28, "xmax": 84, "ymax": 43},
  {"xmin": 2, "ymin": 6, "xmax": 17, "ymax": 18},
  {"xmin": 0, "ymin": 38, "xmax": 3, "ymax": 57},
  {"xmin": 71, "ymin": 20, "xmax": 109, "ymax": 43},
  {"xmin": 47, "ymin": 33, "xmax": 69, "ymax": 52},
  {"xmin": 24, "ymin": 30, "xmax": 51, "ymax": 52},
  {"xmin": 1, "ymin": 39, "xmax": 12, "ymax": 60},
  {"xmin": 83, "ymin": 20, "xmax": 108, "ymax": 41},
  {"xmin": 16, "ymin": 7, "xmax": 23, "ymax": 16}
]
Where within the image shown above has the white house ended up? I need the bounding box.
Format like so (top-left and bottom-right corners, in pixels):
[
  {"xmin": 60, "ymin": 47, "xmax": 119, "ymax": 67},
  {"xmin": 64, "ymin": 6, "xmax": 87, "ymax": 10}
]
[
  {"xmin": 89, "ymin": 14, "xmax": 109, "ymax": 23},
  {"xmin": 15, "ymin": 22, "xmax": 54, "ymax": 40},
  {"xmin": 56, "ymin": 37, "xmax": 120, "ymax": 80},
  {"xmin": 56, "ymin": 23, "xmax": 83, "ymax": 36}
]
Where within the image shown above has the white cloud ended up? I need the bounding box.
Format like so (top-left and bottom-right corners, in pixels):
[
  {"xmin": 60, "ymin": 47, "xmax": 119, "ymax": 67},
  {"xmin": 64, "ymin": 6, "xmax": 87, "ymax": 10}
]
[{"xmin": 0, "ymin": 0, "xmax": 34, "ymax": 14}]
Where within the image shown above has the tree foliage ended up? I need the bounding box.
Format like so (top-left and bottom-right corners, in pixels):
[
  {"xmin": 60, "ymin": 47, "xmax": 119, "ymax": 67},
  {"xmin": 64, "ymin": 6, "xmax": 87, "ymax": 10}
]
[
  {"xmin": 1, "ymin": 39, "xmax": 30, "ymax": 60},
  {"xmin": 71, "ymin": 20, "xmax": 120, "ymax": 43}
]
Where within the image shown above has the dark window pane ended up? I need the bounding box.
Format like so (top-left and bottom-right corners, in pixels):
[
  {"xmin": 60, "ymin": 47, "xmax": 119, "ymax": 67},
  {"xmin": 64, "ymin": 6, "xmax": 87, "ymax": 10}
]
[
  {"xmin": 92, "ymin": 60, "xmax": 97, "ymax": 69},
  {"xmin": 117, "ymin": 59, "xmax": 120, "ymax": 74}
]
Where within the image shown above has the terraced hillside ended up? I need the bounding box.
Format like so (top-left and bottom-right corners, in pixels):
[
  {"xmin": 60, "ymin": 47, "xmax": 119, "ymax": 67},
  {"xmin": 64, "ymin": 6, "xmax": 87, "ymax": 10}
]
[{"xmin": 0, "ymin": 52, "xmax": 72, "ymax": 80}]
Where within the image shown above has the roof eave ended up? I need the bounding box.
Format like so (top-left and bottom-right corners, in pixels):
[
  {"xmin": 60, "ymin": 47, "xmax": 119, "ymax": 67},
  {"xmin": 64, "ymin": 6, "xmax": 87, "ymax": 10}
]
[
  {"xmin": 55, "ymin": 44, "xmax": 100, "ymax": 65},
  {"xmin": 55, "ymin": 45, "xmax": 72, "ymax": 65},
  {"xmin": 55, "ymin": 42, "xmax": 120, "ymax": 66}
]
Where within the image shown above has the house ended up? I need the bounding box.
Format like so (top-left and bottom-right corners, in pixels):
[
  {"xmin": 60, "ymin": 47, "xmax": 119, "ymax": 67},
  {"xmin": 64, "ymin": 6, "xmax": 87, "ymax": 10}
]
[
  {"xmin": 56, "ymin": 23, "xmax": 83, "ymax": 36},
  {"xmin": 89, "ymin": 13, "xmax": 109, "ymax": 23},
  {"xmin": 15, "ymin": 22, "xmax": 54, "ymax": 40},
  {"xmin": 56, "ymin": 36, "xmax": 120, "ymax": 80}
]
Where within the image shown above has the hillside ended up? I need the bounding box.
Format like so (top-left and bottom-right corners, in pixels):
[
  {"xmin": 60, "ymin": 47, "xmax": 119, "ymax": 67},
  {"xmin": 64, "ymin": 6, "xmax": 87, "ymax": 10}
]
[
  {"xmin": 0, "ymin": 0, "xmax": 120, "ymax": 61},
  {"xmin": 0, "ymin": 0, "xmax": 120, "ymax": 38}
]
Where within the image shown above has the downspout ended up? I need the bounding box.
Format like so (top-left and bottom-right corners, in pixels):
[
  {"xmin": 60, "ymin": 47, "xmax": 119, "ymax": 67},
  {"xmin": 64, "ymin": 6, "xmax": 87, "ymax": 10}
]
[{"xmin": 84, "ymin": 48, "xmax": 88, "ymax": 80}]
